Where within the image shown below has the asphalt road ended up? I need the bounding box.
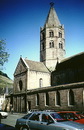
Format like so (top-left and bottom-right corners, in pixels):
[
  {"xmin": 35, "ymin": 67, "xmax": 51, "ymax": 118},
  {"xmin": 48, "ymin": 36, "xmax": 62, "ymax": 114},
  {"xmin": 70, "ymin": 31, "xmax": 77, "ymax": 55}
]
[{"xmin": 1, "ymin": 113, "xmax": 26, "ymax": 127}]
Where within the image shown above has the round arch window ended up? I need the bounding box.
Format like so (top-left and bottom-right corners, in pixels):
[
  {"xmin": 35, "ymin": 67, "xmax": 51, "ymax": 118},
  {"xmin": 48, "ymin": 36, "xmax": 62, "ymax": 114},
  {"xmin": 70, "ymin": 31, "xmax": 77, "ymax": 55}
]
[{"xmin": 19, "ymin": 80, "xmax": 23, "ymax": 91}]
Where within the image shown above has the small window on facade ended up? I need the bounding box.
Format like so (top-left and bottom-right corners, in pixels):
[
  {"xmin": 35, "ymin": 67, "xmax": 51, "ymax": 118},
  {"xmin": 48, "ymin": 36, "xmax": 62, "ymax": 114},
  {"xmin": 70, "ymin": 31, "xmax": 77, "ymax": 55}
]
[
  {"xmin": 49, "ymin": 31, "xmax": 54, "ymax": 37},
  {"xmin": 41, "ymin": 42, "xmax": 45, "ymax": 50},
  {"xmin": 49, "ymin": 42, "xmax": 51, "ymax": 48},
  {"xmin": 19, "ymin": 80, "xmax": 23, "ymax": 91},
  {"xmin": 59, "ymin": 42, "xmax": 63, "ymax": 49},
  {"xmin": 36, "ymin": 94, "xmax": 39, "ymax": 106},
  {"xmin": 59, "ymin": 32, "xmax": 62, "ymax": 38},
  {"xmin": 42, "ymin": 32, "xmax": 45, "ymax": 40},
  {"xmin": 39, "ymin": 78, "xmax": 43, "ymax": 88},
  {"xmin": 69, "ymin": 89, "xmax": 74, "ymax": 105},
  {"xmin": 55, "ymin": 91, "xmax": 61, "ymax": 106},
  {"xmin": 45, "ymin": 92, "xmax": 49, "ymax": 106},
  {"xmin": 40, "ymin": 32, "xmax": 45, "ymax": 40},
  {"xmin": 49, "ymin": 41, "xmax": 54, "ymax": 48}
]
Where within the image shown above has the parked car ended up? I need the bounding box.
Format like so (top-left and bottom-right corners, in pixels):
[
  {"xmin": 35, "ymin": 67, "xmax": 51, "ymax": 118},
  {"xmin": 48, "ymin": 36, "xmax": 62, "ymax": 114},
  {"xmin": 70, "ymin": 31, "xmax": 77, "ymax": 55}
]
[
  {"xmin": 81, "ymin": 112, "xmax": 84, "ymax": 117},
  {"xmin": 57, "ymin": 111, "xmax": 84, "ymax": 124},
  {"xmin": 73, "ymin": 111, "xmax": 84, "ymax": 119},
  {"xmin": 15, "ymin": 111, "xmax": 84, "ymax": 130},
  {"xmin": 0, "ymin": 110, "xmax": 8, "ymax": 118}
]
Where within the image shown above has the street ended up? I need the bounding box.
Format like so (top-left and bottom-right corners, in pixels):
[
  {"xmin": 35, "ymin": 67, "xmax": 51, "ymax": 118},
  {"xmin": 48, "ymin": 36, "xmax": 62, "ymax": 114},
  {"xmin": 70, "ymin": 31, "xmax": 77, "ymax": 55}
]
[{"xmin": 1, "ymin": 113, "xmax": 26, "ymax": 127}]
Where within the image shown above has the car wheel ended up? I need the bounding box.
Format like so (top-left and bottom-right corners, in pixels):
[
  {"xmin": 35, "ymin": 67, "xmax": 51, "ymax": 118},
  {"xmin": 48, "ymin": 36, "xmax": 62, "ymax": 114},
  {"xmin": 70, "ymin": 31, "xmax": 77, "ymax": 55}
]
[{"xmin": 20, "ymin": 126, "xmax": 29, "ymax": 130}]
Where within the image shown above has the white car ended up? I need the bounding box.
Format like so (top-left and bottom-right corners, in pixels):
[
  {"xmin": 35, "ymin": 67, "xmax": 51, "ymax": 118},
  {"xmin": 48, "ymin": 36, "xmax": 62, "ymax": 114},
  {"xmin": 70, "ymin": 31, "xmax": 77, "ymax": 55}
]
[
  {"xmin": 0, "ymin": 110, "xmax": 8, "ymax": 118},
  {"xmin": 15, "ymin": 111, "xmax": 84, "ymax": 130}
]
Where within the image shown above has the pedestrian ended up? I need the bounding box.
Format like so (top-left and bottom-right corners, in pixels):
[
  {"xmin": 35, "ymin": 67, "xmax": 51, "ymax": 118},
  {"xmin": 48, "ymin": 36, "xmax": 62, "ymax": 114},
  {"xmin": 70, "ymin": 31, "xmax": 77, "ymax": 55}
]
[
  {"xmin": 11, "ymin": 107, "xmax": 13, "ymax": 114},
  {"xmin": 0, "ymin": 113, "xmax": 2, "ymax": 123}
]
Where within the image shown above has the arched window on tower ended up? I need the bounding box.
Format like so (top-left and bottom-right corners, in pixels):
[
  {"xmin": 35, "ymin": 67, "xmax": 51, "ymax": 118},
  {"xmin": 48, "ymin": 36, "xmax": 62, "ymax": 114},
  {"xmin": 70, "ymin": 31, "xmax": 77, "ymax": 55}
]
[
  {"xmin": 59, "ymin": 32, "xmax": 62, "ymax": 38},
  {"xmin": 41, "ymin": 32, "xmax": 45, "ymax": 40},
  {"xmin": 68, "ymin": 89, "xmax": 74, "ymax": 106},
  {"xmin": 55, "ymin": 91, "xmax": 61, "ymax": 106},
  {"xmin": 39, "ymin": 78, "xmax": 43, "ymax": 88},
  {"xmin": 59, "ymin": 42, "xmax": 63, "ymax": 49},
  {"xmin": 49, "ymin": 42, "xmax": 51, "ymax": 48},
  {"xmin": 41, "ymin": 42, "xmax": 45, "ymax": 50},
  {"xmin": 49, "ymin": 30, "xmax": 54, "ymax": 37},
  {"xmin": 49, "ymin": 41, "xmax": 54, "ymax": 48}
]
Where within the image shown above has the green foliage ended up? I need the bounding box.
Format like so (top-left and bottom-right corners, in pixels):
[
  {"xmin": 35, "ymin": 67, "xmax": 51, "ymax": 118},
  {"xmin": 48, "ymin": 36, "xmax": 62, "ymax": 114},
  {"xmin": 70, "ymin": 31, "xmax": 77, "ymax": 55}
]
[
  {"xmin": 0, "ymin": 71, "xmax": 13, "ymax": 88},
  {"xmin": 0, "ymin": 39, "xmax": 10, "ymax": 69},
  {"xmin": 0, "ymin": 75, "xmax": 13, "ymax": 88},
  {"xmin": 0, "ymin": 71, "xmax": 9, "ymax": 78}
]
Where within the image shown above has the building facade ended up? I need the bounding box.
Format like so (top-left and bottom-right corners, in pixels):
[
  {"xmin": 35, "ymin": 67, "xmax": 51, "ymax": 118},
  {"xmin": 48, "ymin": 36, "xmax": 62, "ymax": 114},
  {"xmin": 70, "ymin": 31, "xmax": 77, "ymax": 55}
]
[
  {"xmin": 6, "ymin": 3, "xmax": 84, "ymax": 112},
  {"xmin": 14, "ymin": 57, "xmax": 51, "ymax": 93},
  {"xmin": 12, "ymin": 81, "xmax": 84, "ymax": 112}
]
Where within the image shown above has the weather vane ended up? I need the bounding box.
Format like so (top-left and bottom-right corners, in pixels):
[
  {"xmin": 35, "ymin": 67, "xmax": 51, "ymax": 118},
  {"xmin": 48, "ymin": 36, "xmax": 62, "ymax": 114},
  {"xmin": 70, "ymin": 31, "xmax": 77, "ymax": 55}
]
[{"xmin": 50, "ymin": 2, "xmax": 54, "ymax": 7}]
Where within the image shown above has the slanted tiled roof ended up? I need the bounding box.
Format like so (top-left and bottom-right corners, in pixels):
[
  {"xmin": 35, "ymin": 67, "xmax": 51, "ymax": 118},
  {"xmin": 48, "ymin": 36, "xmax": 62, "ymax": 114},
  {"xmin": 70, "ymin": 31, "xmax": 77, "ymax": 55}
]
[
  {"xmin": 61, "ymin": 52, "xmax": 84, "ymax": 63},
  {"xmin": 44, "ymin": 6, "xmax": 61, "ymax": 27},
  {"xmin": 24, "ymin": 59, "xmax": 50, "ymax": 73},
  {"xmin": 56, "ymin": 52, "xmax": 84, "ymax": 71}
]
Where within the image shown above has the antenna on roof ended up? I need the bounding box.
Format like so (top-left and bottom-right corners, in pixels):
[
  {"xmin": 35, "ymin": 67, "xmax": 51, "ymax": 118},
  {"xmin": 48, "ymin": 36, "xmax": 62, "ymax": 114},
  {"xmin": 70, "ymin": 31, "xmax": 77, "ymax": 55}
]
[{"xmin": 50, "ymin": 2, "xmax": 54, "ymax": 7}]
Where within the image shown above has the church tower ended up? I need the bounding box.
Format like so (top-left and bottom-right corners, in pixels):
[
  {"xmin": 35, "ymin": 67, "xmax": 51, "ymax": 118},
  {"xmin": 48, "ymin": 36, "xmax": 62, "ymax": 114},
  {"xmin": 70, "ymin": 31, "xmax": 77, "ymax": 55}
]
[{"xmin": 40, "ymin": 3, "xmax": 65, "ymax": 71}]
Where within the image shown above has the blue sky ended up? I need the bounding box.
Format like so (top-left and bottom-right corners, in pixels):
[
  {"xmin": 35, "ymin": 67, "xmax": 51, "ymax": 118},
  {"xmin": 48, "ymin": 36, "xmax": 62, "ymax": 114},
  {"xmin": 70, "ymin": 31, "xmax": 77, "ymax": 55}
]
[{"xmin": 0, "ymin": 0, "xmax": 84, "ymax": 80}]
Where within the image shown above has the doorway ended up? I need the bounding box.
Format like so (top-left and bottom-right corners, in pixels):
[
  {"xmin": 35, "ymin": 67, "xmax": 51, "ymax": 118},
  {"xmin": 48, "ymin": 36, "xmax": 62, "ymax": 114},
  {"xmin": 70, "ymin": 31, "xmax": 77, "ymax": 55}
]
[{"xmin": 28, "ymin": 101, "xmax": 31, "ymax": 111}]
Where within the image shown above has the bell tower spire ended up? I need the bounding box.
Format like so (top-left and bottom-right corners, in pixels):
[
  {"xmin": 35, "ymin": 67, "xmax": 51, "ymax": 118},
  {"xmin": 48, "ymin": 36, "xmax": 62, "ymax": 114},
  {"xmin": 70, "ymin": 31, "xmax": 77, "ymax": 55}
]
[{"xmin": 40, "ymin": 3, "xmax": 65, "ymax": 71}]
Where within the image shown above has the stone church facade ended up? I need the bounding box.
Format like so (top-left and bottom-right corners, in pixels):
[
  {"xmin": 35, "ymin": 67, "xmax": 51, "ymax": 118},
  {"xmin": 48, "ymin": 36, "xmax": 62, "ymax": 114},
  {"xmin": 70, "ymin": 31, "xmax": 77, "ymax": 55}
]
[
  {"xmin": 14, "ymin": 57, "xmax": 51, "ymax": 92},
  {"xmin": 7, "ymin": 3, "xmax": 84, "ymax": 112}
]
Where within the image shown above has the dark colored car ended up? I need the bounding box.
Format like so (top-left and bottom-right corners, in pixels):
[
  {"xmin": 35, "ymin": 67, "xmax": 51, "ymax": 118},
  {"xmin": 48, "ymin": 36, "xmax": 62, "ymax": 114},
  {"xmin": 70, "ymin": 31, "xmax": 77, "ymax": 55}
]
[{"xmin": 0, "ymin": 123, "xmax": 16, "ymax": 130}]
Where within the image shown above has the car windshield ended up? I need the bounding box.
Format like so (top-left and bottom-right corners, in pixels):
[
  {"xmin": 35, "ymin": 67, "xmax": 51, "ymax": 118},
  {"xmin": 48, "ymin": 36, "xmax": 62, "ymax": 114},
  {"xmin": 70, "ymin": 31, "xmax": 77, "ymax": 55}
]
[
  {"xmin": 22, "ymin": 113, "xmax": 32, "ymax": 119},
  {"xmin": 76, "ymin": 112, "xmax": 84, "ymax": 119},
  {"xmin": 76, "ymin": 112, "xmax": 81, "ymax": 115},
  {"xmin": 59, "ymin": 113, "xmax": 79, "ymax": 120},
  {"xmin": 51, "ymin": 113, "xmax": 65, "ymax": 122}
]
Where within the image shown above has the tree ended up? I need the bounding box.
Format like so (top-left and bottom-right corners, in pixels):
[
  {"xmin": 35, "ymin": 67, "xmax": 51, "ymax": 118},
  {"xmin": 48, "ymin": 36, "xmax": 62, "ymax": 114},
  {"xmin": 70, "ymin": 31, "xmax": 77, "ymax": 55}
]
[{"xmin": 0, "ymin": 40, "xmax": 9, "ymax": 69}]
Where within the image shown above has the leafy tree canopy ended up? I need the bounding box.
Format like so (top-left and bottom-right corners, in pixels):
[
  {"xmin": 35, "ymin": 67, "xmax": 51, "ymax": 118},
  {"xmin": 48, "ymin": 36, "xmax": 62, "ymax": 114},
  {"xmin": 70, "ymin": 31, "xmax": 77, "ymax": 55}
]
[
  {"xmin": 0, "ymin": 40, "xmax": 10, "ymax": 69},
  {"xmin": 0, "ymin": 70, "xmax": 9, "ymax": 78}
]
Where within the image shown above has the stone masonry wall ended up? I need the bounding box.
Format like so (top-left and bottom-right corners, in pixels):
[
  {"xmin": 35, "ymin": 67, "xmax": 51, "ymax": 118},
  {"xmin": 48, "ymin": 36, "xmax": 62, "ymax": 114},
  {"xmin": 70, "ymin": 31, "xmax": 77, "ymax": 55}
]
[{"xmin": 26, "ymin": 82, "xmax": 84, "ymax": 112}]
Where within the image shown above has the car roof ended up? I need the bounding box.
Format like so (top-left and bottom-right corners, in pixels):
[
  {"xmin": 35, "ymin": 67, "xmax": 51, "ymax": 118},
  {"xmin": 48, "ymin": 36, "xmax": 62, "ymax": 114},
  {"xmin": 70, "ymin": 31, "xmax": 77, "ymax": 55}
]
[
  {"xmin": 31, "ymin": 111, "xmax": 57, "ymax": 114},
  {"xmin": 58, "ymin": 111, "xmax": 79, "ymax": 113}
]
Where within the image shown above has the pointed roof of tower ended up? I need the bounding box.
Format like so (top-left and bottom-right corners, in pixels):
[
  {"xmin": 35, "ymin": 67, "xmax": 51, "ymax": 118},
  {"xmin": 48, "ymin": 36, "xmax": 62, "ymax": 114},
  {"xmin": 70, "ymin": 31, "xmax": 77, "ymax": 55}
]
[{"xmin": 44, "ymin": 2, "xmax": 61, "ymax": 27}]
